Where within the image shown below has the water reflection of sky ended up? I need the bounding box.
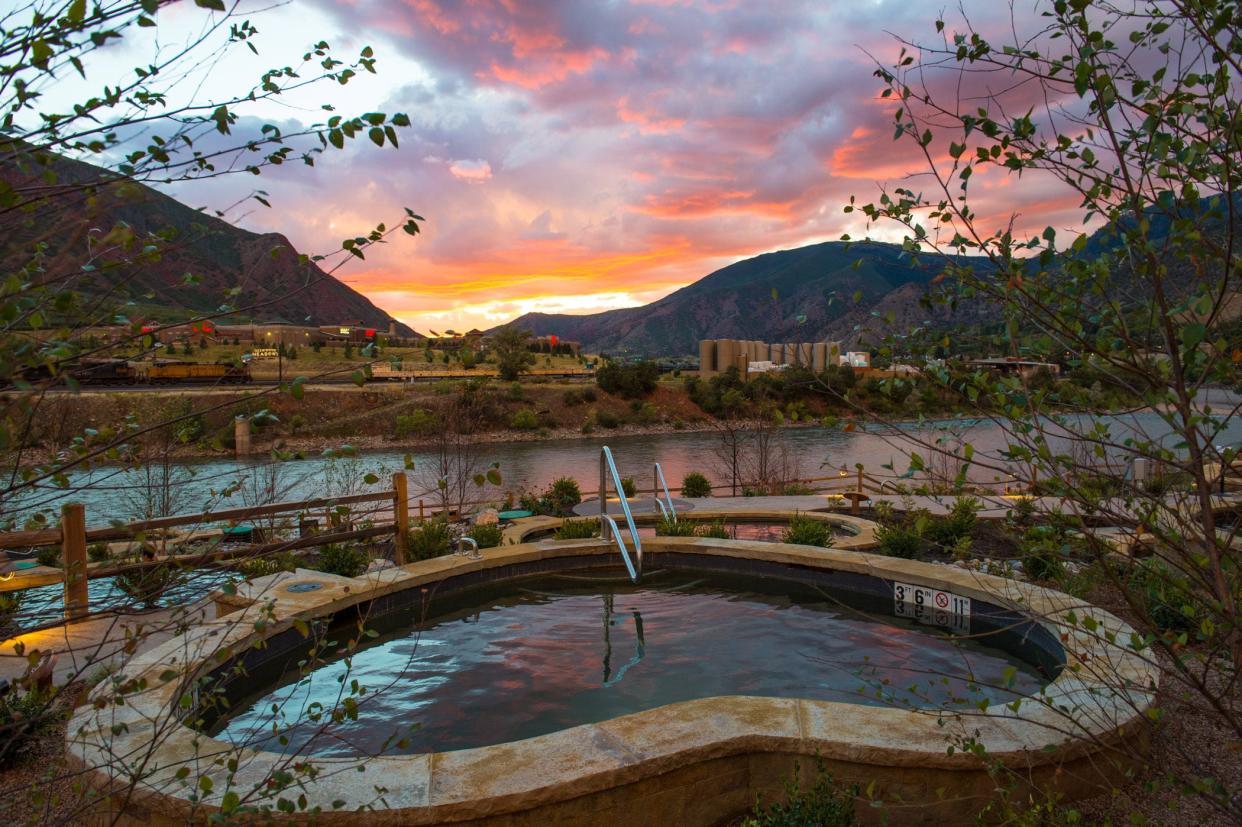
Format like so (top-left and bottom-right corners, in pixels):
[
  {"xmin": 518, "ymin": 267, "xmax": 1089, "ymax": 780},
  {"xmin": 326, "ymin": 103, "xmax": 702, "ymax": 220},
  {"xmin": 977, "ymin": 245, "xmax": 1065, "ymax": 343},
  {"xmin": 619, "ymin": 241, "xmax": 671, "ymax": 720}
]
[{"xmin": 214, "ymin": 576, "xmax": 1045, "ymax": 757}]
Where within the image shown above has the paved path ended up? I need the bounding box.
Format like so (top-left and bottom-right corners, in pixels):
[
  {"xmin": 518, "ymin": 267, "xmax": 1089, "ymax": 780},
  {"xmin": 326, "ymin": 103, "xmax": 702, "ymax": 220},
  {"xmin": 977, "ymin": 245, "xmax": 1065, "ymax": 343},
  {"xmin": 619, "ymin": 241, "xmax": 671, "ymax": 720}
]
[{"xmin": 0, "ymin": 600, "xmax": 210, "ymax": 686}]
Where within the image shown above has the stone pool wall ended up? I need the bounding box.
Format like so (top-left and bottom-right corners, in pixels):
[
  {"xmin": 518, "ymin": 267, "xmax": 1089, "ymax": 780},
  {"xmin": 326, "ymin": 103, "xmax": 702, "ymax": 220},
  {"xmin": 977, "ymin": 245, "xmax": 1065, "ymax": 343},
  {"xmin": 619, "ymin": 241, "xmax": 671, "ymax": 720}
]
[{"xmin": 68, "ymin": 537, "xmax": 1157, "ymax": 826}]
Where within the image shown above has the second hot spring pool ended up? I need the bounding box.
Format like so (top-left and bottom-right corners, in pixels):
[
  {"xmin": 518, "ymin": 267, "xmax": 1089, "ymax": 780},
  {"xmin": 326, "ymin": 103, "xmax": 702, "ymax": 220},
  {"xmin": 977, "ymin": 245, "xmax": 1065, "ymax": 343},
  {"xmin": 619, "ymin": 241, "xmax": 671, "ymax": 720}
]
[{"xmin": 206, "ymin": 565, "xmax": 1055, "ymax": 757}]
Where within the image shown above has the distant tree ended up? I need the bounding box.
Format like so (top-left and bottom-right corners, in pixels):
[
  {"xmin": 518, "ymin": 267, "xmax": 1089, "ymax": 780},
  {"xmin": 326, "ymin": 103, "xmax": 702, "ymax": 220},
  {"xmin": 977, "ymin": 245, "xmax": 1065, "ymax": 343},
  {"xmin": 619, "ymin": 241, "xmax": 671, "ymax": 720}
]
[{"xmin": 492, "ymin": 328, "xmax": 537, "ymax": 380}]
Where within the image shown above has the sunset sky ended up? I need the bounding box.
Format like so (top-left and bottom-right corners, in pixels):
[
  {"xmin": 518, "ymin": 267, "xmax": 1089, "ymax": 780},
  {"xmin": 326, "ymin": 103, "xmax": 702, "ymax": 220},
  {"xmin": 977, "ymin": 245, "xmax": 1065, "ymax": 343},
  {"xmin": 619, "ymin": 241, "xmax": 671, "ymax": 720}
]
[{"xmin": 68, "ymin": 0, "xmax": 1082, "ymax": 334}]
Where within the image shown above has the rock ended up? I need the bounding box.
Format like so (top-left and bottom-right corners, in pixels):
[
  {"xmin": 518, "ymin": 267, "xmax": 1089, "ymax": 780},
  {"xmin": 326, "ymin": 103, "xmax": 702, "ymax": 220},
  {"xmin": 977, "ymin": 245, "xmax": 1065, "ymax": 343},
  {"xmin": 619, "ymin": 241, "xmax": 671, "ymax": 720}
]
[{"xmin": 474, "ymin": 508, "xmax": 499, "ymax": 526}]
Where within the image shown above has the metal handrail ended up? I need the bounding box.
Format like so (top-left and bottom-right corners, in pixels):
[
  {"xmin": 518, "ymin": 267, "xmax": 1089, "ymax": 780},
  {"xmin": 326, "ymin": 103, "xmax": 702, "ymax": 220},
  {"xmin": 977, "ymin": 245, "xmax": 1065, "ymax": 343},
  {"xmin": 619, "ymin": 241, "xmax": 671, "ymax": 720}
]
[
  {"xmin": 654, "ymin": 462, "xmax": 676, "ymax": 523},
  {"xmin": 456, "ymin": 536, "xmax": 481, "ymax": 560},
  {"xmin": 600, "ymin": 514, "xmax": 639, "ymax": 582},
  {"xmin": 600, "ymin": 446, "xmax": 642, "ymax": 582}
]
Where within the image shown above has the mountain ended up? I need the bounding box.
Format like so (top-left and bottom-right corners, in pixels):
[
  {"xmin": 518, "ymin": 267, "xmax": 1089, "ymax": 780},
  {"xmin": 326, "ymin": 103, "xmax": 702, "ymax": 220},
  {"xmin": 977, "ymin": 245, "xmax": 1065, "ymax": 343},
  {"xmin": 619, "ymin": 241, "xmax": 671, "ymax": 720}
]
[
  {"xmin": 491, "ymin": 241, "xmax": 977, "ymax": 355},
  {"xmin": 0, "ymin": 146, "xmax": 415, "ymax": 335}
]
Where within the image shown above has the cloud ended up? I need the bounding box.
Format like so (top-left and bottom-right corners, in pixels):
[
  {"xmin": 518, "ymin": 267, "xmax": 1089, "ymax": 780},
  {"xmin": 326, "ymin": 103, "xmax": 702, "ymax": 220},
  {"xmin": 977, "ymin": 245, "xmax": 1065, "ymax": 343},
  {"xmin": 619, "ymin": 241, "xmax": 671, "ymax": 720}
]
[{"xmin": 104, "ymin": 0, "xmax": 1093, "ymax": 336}]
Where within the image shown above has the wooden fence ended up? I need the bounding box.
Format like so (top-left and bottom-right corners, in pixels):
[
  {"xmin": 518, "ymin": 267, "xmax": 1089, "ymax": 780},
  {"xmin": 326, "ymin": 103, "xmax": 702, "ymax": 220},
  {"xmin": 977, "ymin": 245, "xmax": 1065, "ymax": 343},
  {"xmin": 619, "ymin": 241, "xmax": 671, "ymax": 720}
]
[{"xmin": 0, "ymin": 464, "xmax": 1018, "ymax": 621}]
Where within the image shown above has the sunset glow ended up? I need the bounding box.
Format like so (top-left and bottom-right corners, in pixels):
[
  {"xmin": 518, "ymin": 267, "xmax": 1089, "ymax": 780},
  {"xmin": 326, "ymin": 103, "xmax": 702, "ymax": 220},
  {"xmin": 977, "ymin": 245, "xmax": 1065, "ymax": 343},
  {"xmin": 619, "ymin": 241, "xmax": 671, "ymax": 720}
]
[{"xmin": 145, "ymin": 1, "xmax": 1082, "ymax": 335}]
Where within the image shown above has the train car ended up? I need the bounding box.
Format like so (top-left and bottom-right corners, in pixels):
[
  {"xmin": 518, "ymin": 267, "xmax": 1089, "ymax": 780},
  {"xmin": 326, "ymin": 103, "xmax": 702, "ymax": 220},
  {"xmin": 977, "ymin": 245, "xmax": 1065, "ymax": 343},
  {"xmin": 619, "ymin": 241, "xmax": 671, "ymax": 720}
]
[
  {"xmin": 133, "ymin": 361, "xmax": 251, "ymax": 384},
  {"xmin": 72, "ymin": 359, "xmax": 136, "ymax": 385}
]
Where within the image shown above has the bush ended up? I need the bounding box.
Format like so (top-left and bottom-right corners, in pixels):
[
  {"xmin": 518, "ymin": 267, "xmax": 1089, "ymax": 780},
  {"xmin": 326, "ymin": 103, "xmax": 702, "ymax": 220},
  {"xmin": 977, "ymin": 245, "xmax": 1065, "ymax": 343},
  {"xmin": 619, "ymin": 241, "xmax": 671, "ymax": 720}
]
[
  {"xmin": 87, "ymin": 542, "xmax": 111, "ymax": 563},
  {"xmin": 555, "ymin": 518, "xmax": 599, "ymax": 540},
  {"xmin": 696, "ymin": 519, "xmax": 730, "ymax": 539},
  {"xmin": 681, "ymin": 471, "xmax": 712, "ymax": 498},
  {"xmin": 394, "ymin": 408, "xmax": 437, "ymax": 437},
  {"xmin": 467, "ymin": 522, "xmax": 504, "ymax": 549},
  {"xmin": 655, "ymin": 515, "xmax": 698, "ymax": 536},
  {"xmin": 924, "ymin": 496, "xmax": 979, "ymax": 549},
  {"xmin": 0, "ymin": 687, "xmax": 57, "ymax": 768},
  {"xmin": 314, "ymin": 543, "xmax": 370, "ymax": 577},
  {"xmin": 1128, "ymin": 558, "xmax": 1201, "ymax": 632},
  {"xmin": 408, "ymin": 521, "xmax": 453, "ymax": 562},
  {"xmin": 620, "ymin": 476, "xmax": 637, "ymax": 497},
  {"xmin": 509, "ymin": 408, "xmax": 539, "ymax": 430},
  {"xmin": 781, "ymin": 514, "xmax": 833, "ymax": 547},
  {"xmin": 116, "ymin": 563, "xmax": 184, "ymax": 606},
  {"xmin": 0, "ymin": 592, "xmax": 22, "ymax": 632},
  {"xmin": 546, "ymin": 477, "xmax": 582, "ymax": 515},
  {"xmin": 562, "ymin": 389, "xmax": 583, "ymax": 406},
  {"xmin": 595, "ymin": 360, "xmax": 659, "ymax": 398},
  {"xmin": 35, "ymin": 545, "xmax": 61, "ymax": 568},
  {"xmin": 875, "ymin": 522, "xmax": 923, "ymax": 559},
  {"xmin": 236, "ymin": 551, "xmax": 299, "ymax": 580},
  {"xmin": 580, "ymin": 387, "xmax": 597, "ymax": 403},
  {"xmin": 597, "ymin": 410, "xmax": 621, "ymax": 429},
  {"xmin": 1019, "ymin": 526, "xmax": 1067, "ymax": 581},
  {"xmin": 778, "ymin": 482, "xmax": 814, "ymax": 495},
  {"xmin": 741, "ymin": 761, "xmax": 857, "ymax": 827}
]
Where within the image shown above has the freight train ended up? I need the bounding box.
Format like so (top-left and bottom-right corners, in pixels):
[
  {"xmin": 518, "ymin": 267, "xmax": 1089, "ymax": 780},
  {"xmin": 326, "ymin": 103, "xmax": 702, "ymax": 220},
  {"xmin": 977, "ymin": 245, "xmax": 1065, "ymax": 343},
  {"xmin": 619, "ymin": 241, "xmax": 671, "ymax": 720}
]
[{"xmin": 11, "ymin": 359, "xmax": 251, "ymax": 387}]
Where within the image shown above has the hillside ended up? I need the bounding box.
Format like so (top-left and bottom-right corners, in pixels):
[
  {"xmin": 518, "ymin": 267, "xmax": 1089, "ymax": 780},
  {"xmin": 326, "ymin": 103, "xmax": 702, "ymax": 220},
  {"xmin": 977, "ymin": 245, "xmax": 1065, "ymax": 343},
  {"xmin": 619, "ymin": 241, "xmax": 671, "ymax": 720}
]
[
  {"xmin": 491, "ymin": 241, "xmax": 974, "ymax": 355},
  {"xmin": 0, "ymin": 146, "xmax": 415, "ymax": 335}
]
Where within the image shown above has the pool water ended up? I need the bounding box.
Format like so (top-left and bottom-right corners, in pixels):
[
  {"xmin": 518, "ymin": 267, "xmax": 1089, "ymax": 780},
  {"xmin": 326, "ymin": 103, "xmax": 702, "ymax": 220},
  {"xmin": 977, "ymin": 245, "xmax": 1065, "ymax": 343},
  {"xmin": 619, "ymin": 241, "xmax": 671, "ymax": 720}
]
[{"xmin": 211, "ymin": 568, "xmax": 1048, "ymax": 757}]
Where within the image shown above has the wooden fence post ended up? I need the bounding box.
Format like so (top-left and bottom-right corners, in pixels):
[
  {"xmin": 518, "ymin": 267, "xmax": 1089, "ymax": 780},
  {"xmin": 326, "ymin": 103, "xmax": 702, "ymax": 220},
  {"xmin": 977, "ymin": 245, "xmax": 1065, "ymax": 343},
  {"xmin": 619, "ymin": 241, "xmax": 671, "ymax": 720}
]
[
  {"xmin": 62, "ymin": 502, "xmax": 88, "ymax": 620},
  {"xmin": 392, "ymin": 472, "xmax": 409, "ymax": 566},
  {"xmin": 418, "ymin": 499, "xmax": 424, "ymax": 524}
]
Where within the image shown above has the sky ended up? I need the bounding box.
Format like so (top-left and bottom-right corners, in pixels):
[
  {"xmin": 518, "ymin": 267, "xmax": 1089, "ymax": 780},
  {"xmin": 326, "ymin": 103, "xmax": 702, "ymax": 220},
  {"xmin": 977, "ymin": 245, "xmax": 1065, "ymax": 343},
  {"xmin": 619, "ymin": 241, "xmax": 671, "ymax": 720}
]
[{"xmin": 51, "ymin": 0, "xmax": 1083, "ymax": 335}]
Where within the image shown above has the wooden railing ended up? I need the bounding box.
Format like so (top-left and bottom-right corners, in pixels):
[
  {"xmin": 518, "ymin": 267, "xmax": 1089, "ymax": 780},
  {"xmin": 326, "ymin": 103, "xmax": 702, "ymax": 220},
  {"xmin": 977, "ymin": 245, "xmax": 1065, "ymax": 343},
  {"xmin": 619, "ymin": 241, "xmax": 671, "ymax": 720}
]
[{"xmin": 0, "ymin": 473, "xmax": 417, "ymax": 619}]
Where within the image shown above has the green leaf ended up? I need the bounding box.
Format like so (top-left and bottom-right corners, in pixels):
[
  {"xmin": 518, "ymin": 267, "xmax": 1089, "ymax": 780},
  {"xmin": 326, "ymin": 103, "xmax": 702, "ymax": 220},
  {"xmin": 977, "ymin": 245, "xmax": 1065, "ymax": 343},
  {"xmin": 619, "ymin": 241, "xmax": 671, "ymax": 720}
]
[
  {"xmin": 368, "ymin": 127, "xmax": 385, "ymax": 147},
  {"xmin": 67, "ymin": 0, "xmax": 86, "ymax": 22},
  {"xmin": 195, "ymin": 0, "xmax": 226, "ymax": 10}
]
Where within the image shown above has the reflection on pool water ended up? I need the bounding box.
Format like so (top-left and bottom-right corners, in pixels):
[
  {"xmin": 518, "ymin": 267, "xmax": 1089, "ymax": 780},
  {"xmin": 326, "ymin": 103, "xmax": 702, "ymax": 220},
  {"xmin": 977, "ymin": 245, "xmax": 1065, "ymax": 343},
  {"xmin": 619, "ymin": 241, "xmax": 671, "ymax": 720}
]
[{"xmin": 211, "ymin": 568, "xmax": 1048, "ymax": 757}]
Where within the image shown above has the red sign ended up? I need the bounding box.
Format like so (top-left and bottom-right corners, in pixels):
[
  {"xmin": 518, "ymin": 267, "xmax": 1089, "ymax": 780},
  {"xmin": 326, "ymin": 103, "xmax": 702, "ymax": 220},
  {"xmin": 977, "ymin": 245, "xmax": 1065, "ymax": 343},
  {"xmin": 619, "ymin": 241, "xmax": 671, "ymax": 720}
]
[
  {"xmin": 549, "ymin": 334, "xmax": 558, "ymax": 347},
  {"xmin": 364, "ymin": 328, "xmax": 376, "ymax": 338}
]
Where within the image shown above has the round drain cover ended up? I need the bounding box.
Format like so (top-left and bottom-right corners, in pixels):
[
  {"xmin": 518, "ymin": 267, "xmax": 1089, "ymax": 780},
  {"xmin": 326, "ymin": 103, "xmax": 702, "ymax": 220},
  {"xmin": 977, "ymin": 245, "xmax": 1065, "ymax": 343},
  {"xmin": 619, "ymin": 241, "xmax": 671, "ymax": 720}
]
[{"xmin": 285, "ymin": 582, "xmax": 324, "ymax": 593}]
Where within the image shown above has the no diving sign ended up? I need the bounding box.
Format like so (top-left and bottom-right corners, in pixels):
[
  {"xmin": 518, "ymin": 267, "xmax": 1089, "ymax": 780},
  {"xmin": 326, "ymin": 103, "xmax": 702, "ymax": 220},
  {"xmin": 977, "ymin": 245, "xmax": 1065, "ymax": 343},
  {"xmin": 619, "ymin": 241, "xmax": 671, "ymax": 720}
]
[{"xmin": 893, "ymin": 581, "xmax": 970, "ymax": 634}]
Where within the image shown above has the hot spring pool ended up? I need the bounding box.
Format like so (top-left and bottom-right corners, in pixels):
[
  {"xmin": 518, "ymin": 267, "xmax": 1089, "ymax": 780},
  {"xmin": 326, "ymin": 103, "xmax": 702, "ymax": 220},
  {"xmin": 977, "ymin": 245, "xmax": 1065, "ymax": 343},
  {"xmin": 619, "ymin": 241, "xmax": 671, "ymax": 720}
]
[{"xmin": 208, "ymin": 566, "xmax": 1050, "ymax": 757}]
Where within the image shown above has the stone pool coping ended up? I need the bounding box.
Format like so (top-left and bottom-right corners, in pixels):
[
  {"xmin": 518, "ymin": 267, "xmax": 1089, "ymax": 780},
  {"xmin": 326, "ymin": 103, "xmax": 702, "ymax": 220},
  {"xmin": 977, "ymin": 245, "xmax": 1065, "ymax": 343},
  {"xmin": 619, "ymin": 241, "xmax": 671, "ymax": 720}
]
[
  {"xmin": 68, "ymin": 538, "xmax": 1157, "ymax": 825},
  {"xmin": 501, "ymin": 509, "xmax": 878, "ymax": 549}
]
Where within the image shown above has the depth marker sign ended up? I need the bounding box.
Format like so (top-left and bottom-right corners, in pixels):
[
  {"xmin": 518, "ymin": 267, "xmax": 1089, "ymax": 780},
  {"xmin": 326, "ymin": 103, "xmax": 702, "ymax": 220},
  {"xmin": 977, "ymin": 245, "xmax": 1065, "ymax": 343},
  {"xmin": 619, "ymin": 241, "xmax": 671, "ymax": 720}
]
[{"xmin": 893, "ymin": 581, "xmax": 970, "ymax": 633}]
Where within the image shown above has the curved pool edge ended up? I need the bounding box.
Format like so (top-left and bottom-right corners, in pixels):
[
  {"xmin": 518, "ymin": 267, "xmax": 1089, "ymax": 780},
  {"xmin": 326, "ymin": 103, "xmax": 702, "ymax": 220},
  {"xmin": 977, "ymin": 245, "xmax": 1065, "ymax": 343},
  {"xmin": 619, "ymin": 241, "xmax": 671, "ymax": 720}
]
[{"xmin": 67, "ymin": 538, "xmax": 1157, "ymax": 826}]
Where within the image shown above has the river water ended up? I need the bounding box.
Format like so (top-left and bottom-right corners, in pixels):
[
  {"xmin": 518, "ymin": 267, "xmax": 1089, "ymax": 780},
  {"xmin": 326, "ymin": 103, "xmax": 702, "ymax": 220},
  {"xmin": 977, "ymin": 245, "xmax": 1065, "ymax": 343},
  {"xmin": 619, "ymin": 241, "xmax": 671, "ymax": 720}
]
[{"xmin": 8, "ymin": 390, "xmax": 1240, "ymax": 525}]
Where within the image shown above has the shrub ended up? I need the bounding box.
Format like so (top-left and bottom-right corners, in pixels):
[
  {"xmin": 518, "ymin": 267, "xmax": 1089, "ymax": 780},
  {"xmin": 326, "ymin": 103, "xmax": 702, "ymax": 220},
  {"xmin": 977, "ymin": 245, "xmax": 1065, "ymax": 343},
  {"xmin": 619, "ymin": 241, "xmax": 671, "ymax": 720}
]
[
  {"xmin": 87, "ymin": 542, "xmax": 111, "ymax": 563},
  {"xmin": 595, "ymin": 360, "xmax": 659, "ymax": 398},
  {"xmin": 289, "ymin": 413, "xmax": 306, "ymax": 435},
  {"xmin": 597, "ymin": 410, "xmax": 621, "ymax": 429},
  {"xmin": 580, "ymin": 387, "xmax": 597, "ymax": 403},
  {"xmin": 395, "ymin": 408, "xmax": 437, "ymax": 437},
  {"xmin": 1020, "ymin": 526, "xmax": 1067, "ymax": 581},
  {"xmin": 562, "ymin": 389, "xmax": 583, "ymax": 406},
  {"xmin": 778, "ymin": 482, "xmax": 814, "ymax": 495},
  {"xmin": 620, "ymin": 476, "xmax": 637, "ymax": 497},
  {"xmin": 741, "ymin": 761, "xmax": 857, "ymax": 827},
  {"xmin": 547, "ymin": 477, "xmax": 582, "ymax": 515},
  {"xmin": 467, "ymin": 522, "xmax": 504, "ymax": 549},
  {"xmin": 408, "ymin": 521, "xmax": 454, "ymax": 562},
  {"xmin": 116, "ymin": 564, "xmax": 184, "ymax": 606},
  {"xmin": 555, "ymin": 518, "xmax": 599, "ymax": 540},
  {"xmin": 681, "ymin": 471, "xmax": 712, "ymax": 498},
  {"xmin": 924, "ymin": 496, "xmax": 979, "ymax": 549},
  {"xmin": 875, "ymin": 522, "xmax": 923, "ymax": 559},
  {"xmin": 781, "ymin": 514, "xmax": 833, "ymax": 547},
  {"xmin": 506, "ymin": 381, "xmax": 525, "ymax": 401},
  {"xmin": 696, "ymin": 519, "xmax": 730, "ymax": 539},
  {"xmin": 236, "ymin": 551, "xmax": 299, "ymax": 580},
  {"xmin": 0, "ymin": 688, "xmax": 57, "ymax": 768},
  {"xmin": 314, "ymin": 543, "xmax": 371, "ymax": 577},
  {"xmin": 655, "ymin": 515, "xmax": 698, "ymax": 536},
  {"xmin": 509, "ymin": 408, "xmax": 539, "ymax": 430},
  {"xmin": 35, "ymin": 545, "xmax": 61, "ymax": 568},
  {"xmin": 1128, "ymin": 558, "xmax": 1201, "ymax": 632},
  {"xmin": 0, "ymin": 592, "xmax": 22, "ymax": 632}
]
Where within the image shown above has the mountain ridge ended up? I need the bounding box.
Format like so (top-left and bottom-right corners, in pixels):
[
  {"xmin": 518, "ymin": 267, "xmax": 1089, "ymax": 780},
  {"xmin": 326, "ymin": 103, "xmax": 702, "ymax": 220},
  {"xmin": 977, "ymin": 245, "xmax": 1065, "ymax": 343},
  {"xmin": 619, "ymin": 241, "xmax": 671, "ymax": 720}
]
[{"xmin": 0, "ymin": 147, "xmax": 416, "ymax": 336}]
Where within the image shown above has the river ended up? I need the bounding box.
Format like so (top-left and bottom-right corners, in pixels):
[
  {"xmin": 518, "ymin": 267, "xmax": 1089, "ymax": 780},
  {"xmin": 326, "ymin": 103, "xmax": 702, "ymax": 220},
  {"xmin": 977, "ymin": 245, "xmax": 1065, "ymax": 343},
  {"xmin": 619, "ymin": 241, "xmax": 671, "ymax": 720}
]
[{"xmin": 8, "ymin": 390, "xmax": 1241, "ymax": 525}]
